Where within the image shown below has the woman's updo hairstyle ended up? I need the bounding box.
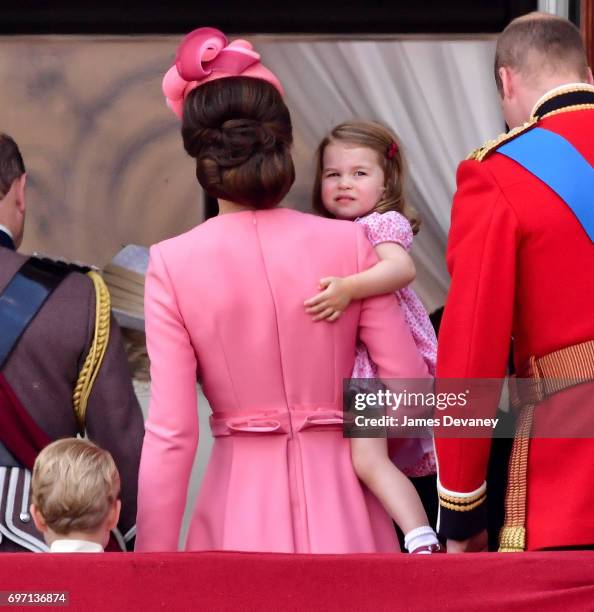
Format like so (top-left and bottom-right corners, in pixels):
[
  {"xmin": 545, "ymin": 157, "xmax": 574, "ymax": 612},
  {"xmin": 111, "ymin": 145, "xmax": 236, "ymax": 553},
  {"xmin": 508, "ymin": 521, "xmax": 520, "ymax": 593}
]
[{"xmin": 182, "ymin": 76, "xmax": 295, "ymax": 209}]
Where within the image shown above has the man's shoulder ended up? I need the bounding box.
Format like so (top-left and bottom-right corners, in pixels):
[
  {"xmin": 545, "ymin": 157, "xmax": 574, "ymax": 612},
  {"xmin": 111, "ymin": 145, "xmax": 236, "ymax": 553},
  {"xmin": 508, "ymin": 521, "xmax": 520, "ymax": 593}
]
[
  {"xmin": 465, "ymin": 119, "xmax": 538, "ymax": 163},
  {"xmin": 36, "ymin": 255, "xmax": 96, "ymax": 296},
  {"xmin": 0, "ymin": 250, "xmax": 93, "ymax": 294},
  {"xmin": 0, "ymin": 246, "xmax": 29, "ymax": 266},
  {"xmin": 0, "ymin": 248, "xmax": 27, "ymax": 295}
]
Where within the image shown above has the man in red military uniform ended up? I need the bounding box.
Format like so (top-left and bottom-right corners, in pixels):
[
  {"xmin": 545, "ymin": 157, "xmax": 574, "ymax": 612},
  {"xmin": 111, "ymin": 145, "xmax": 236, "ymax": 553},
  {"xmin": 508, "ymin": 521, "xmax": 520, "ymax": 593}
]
[{"xmin": 436, "ymin": 12, "xmax": 594, "ymax": 552}]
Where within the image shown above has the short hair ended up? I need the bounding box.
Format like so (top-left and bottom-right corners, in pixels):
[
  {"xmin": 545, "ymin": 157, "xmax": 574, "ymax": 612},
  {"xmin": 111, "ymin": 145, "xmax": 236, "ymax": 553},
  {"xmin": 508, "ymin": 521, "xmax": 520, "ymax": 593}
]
[
  {"xmin": 311, "ymin": 120, "xmax": 420, "ymax": 234},
  {"xmin": 31, "ymin": 439, "xmax": 120, "ymax": 536},
  {"xmin": 0, "ymin": 133, "xmax": 25, "ymax": 198},
  {"xmin": 182, "ymin": 76, "xmax": 295, "ymax": 209},
  {"xmin": 495, "ymin": 12, "xmax": 589, "ymax": 94}
]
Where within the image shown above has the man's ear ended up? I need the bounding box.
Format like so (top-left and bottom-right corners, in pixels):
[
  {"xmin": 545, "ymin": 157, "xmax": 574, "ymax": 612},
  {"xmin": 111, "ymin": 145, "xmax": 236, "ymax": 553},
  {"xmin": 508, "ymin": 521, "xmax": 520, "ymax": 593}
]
[
  {"xmin": 30, "ymin": 504, "xmax": 48, "ymax": 534},
  {"xmin": 499, "ymin": 66, "xmax": 514, "ymax": 100},
  {"xmin": 15, "ymin": 173, "xmax": 26, "ymax": 213}
]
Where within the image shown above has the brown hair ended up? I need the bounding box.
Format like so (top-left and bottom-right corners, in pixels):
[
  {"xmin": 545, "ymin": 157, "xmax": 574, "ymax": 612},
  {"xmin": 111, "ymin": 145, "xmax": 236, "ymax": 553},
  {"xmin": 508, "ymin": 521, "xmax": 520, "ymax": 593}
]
[
  {"xmin": 182, "ymin": 76, "xmax": 295, "ymax": 209},
  {"xmin": 312, "ymin": 121, "xmax": 420, "ymax": 234},
  {"xmin": 31, "ymin": 439, "xmax": 120, "ymax": 535},
  {"xmin": 121, "ymin": 328, "xmax": 150, "ymax": 382},
  {"xmin": 0, "ymin": 133, "xmax": 25, "ymax": 198},
  {"xmin": 495, "ymin": 12, "xmax": 588, "ymax": 94}
]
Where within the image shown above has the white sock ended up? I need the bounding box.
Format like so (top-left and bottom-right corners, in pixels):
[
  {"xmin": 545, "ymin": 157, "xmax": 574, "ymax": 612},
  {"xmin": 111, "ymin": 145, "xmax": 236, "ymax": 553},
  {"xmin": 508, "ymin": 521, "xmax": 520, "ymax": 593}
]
[{"xmin": 404, "ymin": 525, "xmax": 439, "ymax": 553}]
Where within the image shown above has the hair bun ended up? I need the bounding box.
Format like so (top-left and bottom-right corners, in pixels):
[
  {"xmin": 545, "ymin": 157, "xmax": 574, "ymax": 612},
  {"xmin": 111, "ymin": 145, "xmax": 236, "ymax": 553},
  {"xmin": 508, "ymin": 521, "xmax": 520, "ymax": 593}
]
[
  {"xmin": 185, "ymin": 119, "xmax": 281, "ymax": 168},
  {"xmin": 221, "ymin": 118, "xmax": 277, "ymax": 154},
  {"xmin": 182, "ymin": 126, "xmax": 222, "ymax": 160},
  {"xmin": 182, "ymin": 77, "xmax": 295, "ymax": 209}
]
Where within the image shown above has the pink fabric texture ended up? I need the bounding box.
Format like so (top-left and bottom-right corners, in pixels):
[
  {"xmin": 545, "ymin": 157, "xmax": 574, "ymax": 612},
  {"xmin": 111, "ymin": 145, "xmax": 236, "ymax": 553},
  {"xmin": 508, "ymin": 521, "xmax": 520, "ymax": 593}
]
[
  {"xmin": 136, "ymin": 208, "xmax": 430, "ymax": 553},
  {"xmin": 352, "ymin": 211, "xmax": 437, "ymax": 477}
]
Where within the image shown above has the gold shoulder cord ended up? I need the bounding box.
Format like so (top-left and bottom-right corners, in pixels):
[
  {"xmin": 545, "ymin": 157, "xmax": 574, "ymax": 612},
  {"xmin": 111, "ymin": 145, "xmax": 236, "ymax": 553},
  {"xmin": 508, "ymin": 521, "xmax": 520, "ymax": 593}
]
[
  {"xmin": 72, "ymin": 271, "xmax": 111, "ymax": 434},
  {"xmin": 466, "ymin": 118, "xmax": 538, "ymax": 162}
]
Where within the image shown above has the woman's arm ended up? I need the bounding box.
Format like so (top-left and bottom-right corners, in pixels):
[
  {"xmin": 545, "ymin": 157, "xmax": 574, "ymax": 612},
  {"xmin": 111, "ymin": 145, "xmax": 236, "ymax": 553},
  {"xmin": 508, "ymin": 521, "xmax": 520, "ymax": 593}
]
[
  {"xmin": 135, "ymin": 245, "xmax": 199, "ymax": 552},
  {"xmin": 304, "ymin": 242, "xmax": 415, "ymax": 321}
]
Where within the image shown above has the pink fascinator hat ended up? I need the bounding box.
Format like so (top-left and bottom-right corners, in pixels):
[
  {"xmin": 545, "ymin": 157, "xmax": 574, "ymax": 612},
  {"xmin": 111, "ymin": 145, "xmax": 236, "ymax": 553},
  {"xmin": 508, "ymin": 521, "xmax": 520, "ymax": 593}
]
[{"xmin": 162, "ymin": 27, "xmax": 285, "ymax": 118}]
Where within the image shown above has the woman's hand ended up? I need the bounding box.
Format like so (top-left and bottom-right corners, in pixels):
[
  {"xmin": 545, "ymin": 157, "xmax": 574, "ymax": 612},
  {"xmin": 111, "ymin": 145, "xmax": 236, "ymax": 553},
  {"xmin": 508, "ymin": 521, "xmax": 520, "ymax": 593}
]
[{"xmin": 304, "ymin": 277, "xmax": 353, "ymax": 322}]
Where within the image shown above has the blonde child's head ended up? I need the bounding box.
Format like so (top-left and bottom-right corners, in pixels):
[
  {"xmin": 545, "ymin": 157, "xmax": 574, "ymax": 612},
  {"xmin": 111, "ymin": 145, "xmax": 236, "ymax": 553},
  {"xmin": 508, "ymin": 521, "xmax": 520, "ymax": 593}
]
[
  {"xmin": 312, "ymin": 120, "xmax": 419, "ymax": 233},
  {"xmin": 30, "ymin": 438, "xmax": 121, "ymax": 547}
]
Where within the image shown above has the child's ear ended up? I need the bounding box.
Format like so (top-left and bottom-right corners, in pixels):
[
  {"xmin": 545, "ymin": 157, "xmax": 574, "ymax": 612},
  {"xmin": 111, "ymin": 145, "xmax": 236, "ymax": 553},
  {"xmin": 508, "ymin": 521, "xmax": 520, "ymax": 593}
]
[
  {"xmin": 30, "ymin": 504, "xmax": 48, "ymax": 534},
  {"xmin": 107, "ymin": 500, "xmax": 121, "ymax": 531}
]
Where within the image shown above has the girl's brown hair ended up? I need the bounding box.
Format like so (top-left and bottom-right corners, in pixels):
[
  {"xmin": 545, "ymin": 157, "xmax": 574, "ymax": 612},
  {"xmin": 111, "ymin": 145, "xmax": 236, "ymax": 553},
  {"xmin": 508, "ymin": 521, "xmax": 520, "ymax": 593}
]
[
  {"xmin": 182, "ymin": 76, "xmax": 295, "ymax": 209},
  {"xmin": 312, "ymin": 121, "xmax": 420, "ymax": 234}
]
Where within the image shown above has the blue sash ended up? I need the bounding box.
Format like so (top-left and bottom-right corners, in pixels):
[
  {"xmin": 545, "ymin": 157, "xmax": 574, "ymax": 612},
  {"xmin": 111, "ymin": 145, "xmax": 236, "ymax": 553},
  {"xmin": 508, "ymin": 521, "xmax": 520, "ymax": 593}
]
[
  {"xmin": 497, "ymin": 127, "xmax": 594, "ymax": 243},
  {"xmin": 0, "ymin": 258, "xmax": 71, "ymax": 369}
]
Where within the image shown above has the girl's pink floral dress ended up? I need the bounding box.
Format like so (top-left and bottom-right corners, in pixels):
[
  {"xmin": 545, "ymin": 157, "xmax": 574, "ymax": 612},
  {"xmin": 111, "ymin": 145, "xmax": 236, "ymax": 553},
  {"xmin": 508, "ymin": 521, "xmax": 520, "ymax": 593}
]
[{"xmin": 353, "ymin": 211, "xmax": 437, "ymax": 477}]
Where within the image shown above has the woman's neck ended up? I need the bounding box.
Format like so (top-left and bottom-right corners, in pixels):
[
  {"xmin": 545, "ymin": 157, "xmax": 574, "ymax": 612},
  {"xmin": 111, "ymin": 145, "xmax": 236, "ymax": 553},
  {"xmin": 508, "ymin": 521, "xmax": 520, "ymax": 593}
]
[{"xmin": 217, "ymin": 199, "xmax": 255, "ymax": 215}]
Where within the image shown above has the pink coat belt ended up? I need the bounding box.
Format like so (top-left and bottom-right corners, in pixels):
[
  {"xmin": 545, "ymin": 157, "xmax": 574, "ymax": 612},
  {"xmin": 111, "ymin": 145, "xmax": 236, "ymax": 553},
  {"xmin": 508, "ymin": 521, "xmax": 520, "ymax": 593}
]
[{"xmin": 209, "ymin": 407, "xmax": 347, "ymax": 437}]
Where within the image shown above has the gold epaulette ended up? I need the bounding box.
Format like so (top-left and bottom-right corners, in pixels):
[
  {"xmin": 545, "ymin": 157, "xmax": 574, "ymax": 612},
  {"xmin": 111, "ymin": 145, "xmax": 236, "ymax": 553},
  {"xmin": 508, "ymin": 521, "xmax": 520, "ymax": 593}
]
[
  {"xmin": 31, "ymin": 252, "xmax": 96, "ymax": 275},
  {"xmin": 466, "ymin": 118, "xmax": 538, "ymax": 162},
  {"xmin": 72, "ymin": 271, "xmax": 111, "ymax": 434}
]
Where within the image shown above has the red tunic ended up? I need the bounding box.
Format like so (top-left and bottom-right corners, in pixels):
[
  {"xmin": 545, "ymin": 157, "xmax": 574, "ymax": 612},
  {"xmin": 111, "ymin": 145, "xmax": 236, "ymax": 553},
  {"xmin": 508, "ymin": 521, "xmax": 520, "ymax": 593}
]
[{"xmin": 435, "ymin": 86, "xmax": 594, "ymax": 549}]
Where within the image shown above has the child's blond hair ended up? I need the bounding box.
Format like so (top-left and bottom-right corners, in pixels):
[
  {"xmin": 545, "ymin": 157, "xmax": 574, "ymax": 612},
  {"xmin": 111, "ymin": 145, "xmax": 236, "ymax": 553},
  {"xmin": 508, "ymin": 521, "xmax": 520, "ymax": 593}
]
[{"xmin": 31, "ymin": 438, "xmax": 120, "ymax": 535}]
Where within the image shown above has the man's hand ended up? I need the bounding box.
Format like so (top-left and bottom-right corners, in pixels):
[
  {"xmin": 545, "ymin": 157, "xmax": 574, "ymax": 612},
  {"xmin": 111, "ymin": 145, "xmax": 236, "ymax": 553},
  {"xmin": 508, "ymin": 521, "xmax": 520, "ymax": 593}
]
[
  {"xmin": 304, "ymin": 277, "xmax": 352, "ymax": 322},
  {"xmin": 446, "ymin": 530, "xmax": 488, "ymax": 553}
]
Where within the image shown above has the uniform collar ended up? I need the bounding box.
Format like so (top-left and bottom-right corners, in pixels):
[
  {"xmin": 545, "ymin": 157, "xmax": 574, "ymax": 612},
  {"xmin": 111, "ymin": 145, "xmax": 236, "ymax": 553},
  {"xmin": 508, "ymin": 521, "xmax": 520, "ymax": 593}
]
[
  {"xmin": 531, "ymin": 83, "xmax": 594, "ymax": 120},
  {"xmin": 50, "ymin": 539, "xmax": 104, "ymax": 553},
  {"xmin": 0, "ymin": 226, "xmax": 15, "ymax": 251}
]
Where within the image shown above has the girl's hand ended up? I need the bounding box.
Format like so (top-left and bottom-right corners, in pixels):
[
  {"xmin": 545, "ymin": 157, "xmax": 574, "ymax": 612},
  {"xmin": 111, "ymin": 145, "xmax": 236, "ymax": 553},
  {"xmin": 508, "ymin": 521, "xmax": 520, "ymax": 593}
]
[{"xmin": 304, "ymin": 277, "xmax": 352, "ymax": 322}]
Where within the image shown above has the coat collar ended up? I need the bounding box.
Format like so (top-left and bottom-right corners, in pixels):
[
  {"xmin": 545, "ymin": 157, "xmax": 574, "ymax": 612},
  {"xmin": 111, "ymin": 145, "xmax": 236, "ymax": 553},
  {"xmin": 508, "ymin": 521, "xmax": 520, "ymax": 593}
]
[
  {"xmin": 50, "ymin": 539, "xmax": 104, "ymax": 553},
  {"xmin": 531, "ymin": 83, "xmax": 594, "ymax": 120},
  {"xmin": 0, "ymin": 227, "xmax": 15, "ymax": 251}
]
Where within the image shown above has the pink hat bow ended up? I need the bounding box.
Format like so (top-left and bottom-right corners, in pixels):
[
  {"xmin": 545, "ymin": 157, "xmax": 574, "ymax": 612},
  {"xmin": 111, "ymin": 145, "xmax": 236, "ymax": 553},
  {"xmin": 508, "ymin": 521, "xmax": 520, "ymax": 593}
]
[{"xmin": 162, "ymin": 27, "xmax": 284, "ymax": 118}]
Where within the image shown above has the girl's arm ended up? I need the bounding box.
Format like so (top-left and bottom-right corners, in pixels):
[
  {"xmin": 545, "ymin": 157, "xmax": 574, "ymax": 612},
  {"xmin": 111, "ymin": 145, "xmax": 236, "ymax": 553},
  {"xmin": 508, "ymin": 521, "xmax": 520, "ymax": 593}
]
[
  {"xmin": 349, "ymin": 242, "xmax": 416, "ymax": 298},
  {"xmin": 304, "ymin": 242, "xmax": 415, "ymax": 321}
]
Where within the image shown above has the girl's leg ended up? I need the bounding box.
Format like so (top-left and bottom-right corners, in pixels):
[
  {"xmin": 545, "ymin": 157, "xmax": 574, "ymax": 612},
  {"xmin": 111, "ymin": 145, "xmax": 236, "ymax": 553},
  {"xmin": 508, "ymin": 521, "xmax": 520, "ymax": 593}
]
[{"xmin": 351, "ymin": 437, "xmax": 440, "ymax": 552}]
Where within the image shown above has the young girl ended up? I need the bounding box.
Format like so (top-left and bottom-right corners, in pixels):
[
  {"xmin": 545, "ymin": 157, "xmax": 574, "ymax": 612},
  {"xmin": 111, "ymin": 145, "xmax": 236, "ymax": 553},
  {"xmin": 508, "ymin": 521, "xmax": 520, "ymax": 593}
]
[{"xmin": 305, "ymin": 120, "xmax": 440, "ymax": 553}]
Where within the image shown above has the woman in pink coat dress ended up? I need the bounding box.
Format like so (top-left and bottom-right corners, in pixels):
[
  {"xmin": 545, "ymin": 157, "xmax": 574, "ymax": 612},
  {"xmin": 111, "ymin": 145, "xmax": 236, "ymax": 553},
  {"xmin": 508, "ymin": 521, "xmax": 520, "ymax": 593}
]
[{"xmin": 135, "ymin": 28, "xmax": 429, "ymax": 553}]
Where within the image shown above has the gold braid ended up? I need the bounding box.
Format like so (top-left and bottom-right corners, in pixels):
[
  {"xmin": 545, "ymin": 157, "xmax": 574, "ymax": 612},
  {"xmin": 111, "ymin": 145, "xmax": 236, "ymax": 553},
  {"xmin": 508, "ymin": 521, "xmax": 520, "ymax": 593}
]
[
  {"xmin": 499, "ymin": 354, "xmax": 539, "ymax": 553},
  {"xmin": 498, "ymin": 404, "xmax": 533, "ymax": 552},
  {"xmin": 72, "ymin": 271, "xmax": 111, "ymax": 434}
]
